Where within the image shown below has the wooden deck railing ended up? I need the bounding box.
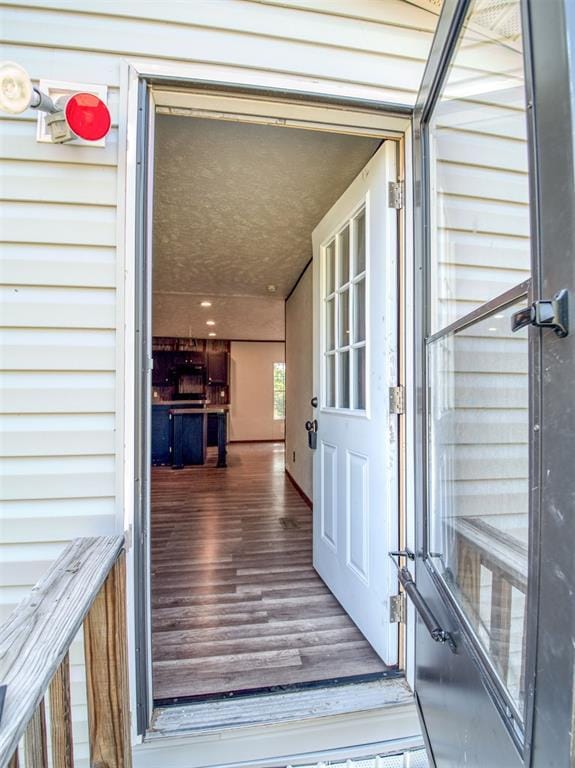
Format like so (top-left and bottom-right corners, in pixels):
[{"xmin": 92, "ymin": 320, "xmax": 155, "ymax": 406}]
[
  {"xmin": 454, "ymin": 518, "xmax": 528, "ymax": 702},
  {"xmin": 0, "ymin": 536, "xmax": 131, "ymax": 768}
]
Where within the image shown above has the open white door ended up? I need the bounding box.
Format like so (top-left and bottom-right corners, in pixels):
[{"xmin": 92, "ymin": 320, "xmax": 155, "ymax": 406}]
[{"xmin": 312, "ymin": 140, "xmax": 399, "ymax": 665}]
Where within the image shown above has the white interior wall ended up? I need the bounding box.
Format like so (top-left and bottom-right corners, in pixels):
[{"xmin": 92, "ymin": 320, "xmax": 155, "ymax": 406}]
[
  {"xmin": 285, "ymin": 265, "xmax": 313, "ymax": 500},
  {"xmin": 230, "ymin": 341, "xmax": 285, "ymax": 442}
]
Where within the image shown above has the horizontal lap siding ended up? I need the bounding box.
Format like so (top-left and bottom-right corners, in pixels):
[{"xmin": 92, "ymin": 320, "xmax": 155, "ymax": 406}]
[{"xmin": 0, "ymin": 1, "xmax": 437, "ymax": 760}]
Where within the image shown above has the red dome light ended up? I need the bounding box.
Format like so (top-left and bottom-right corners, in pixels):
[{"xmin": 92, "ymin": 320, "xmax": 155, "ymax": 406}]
[{"xmin": 65, "ymin": 92, "xmax": 111, "ymax": 141}]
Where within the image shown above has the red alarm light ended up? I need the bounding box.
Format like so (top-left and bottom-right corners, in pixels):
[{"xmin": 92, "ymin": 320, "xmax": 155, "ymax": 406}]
[{"xmin": 65, "ymin": 92, "xmax": 111, "ymax": 141}]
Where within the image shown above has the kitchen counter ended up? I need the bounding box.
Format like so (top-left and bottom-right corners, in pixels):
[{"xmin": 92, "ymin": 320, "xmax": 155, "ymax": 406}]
[
  {"xmin": 169, "ymin": 407, "xmax": 228, "ymax": 415},
  {"xmin": 169, "ymin": 408, "xmax": 228, "ymax": 469},
  {"xmin": 152, "ymin": 402, "xmax": 230, "ymax": 465},
  {"xmin": 153, "ymin": 400, "xmax": 230, "ymax": 408}
]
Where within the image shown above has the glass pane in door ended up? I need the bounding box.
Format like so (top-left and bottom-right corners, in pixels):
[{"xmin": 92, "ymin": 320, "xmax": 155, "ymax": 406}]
[
  {"xmin": 325, "ymin": 240, "xmax": 335, "ymax": 296},
  {"xmin": 353, "ymin": 346, "xmax": 366, "ymax": 410},
  {"xmin": 338, "ymin": 225, "xmax": 350, "ymax": 287},
  {"xmin": 338, "ymin": 350, "xmax": 350, "ymax": 408},
  {"xmin": 353, "ymin": 279, "xmax": 366, "ymax": 343},
  {"xmin": 339, "ymin": 289, "xmax": 350, "ymax": 347},
  {"xmin": 425, "ymin": 0, "xmax": 533, "ymax": 720},
  {"xmin": 427, "ymin": 298, "xmax": 529, "ymax": 712},
  {"xmin": 353, "ymin": 208, "xmax": 366, "ymax": 275},
  {"xmin": 428, "ymin": 0, "xmax": 531, "ymax": 333}
]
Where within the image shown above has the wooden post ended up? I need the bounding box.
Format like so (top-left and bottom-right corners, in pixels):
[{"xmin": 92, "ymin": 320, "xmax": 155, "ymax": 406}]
[
  {"xmin": 457, "ymin": 534, "xmax": 481, "ymax": 611},
  {"xmin": 49, "ymin": 653, "xmax": 74, "ymax": 768},
  {"xmin": 84, "ymin": 551, "xmax": 132, "ymax": 768},
  {"xmin": 24, "ymin": 701, "xmax": 48, "ymax": 768},
  {"xmin": 490, "ymin": 570, "xmax": 512, "ymax": 684}
]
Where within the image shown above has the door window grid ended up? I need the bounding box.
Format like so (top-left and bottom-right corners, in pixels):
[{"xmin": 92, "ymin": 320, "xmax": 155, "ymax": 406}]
[{"xmin": 323, "ymin": 205, "xmax": 367, "ymax": 411}]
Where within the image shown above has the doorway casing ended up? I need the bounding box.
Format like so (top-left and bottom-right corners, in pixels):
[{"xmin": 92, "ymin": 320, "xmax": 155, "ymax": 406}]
[{"xmin": 120, "ymin": 61, "xmax": 414, "ymax": 741}]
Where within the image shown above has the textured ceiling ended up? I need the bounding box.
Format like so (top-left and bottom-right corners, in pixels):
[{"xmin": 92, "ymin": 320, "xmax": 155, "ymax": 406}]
[
  {"xmin": 153, "ymin": 293, "xmax": 285, "ymax": 341},
  {"xmin": 152, "ymin": 116, "xmax": 381, "ymax": 299}
]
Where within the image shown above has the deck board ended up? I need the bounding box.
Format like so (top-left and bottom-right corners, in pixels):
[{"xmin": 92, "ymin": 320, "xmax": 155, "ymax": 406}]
[{"xmin": 151, "ymin": 442, "xmax": 388, "ymax": 700}]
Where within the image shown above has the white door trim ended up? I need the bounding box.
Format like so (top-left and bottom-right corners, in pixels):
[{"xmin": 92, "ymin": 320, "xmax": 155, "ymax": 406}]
[{"xmin": 117, "ymin": 58, "xmax": 414, "ymax": 746}]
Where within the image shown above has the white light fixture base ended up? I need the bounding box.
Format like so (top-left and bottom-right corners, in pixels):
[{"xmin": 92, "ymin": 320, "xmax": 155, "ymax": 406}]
[{"xmin": 36, "ymin": 79, "xmax": 109, "ymax": 146}]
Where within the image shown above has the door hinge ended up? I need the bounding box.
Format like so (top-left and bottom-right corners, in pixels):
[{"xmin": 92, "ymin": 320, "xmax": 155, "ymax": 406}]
[
  {"xmin": 389, "ymin": 385, "xmax": 405, "ymax": 415},
  {"xmin": 388, "ymin": 180, "xmax": 404, "ymax": 209},
  {"xmin": 389, "ymin": 592, "xmax": 406, "ymax": 624}
]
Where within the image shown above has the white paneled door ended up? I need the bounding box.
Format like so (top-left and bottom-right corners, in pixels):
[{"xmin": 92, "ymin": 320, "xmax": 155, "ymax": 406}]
[{"xmin": 312, "ymin": 141, "xmax": 399, "ymax": 664}]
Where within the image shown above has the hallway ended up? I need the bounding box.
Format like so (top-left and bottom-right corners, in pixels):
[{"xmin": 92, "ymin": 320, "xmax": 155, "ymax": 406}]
[{"xmin": 151, "ymin": 442, "xmax": 389, "ymax": 701}]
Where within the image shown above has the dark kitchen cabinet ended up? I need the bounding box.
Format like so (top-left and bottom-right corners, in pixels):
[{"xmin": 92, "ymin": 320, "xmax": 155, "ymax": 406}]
[
  {"xmin": 171, "ymin": 410, "xmax": 206, "ymax": 467},
  {"xmin": 152, "ymin": 351, "xmax": 173, "ymax": 386},
  {"xmin": 207, "ymin": 351, "xmax": 228, "ymax": 385},
  {"xmin": 151, "ymin": 404, "xmax": 173, "ymax": 465}
]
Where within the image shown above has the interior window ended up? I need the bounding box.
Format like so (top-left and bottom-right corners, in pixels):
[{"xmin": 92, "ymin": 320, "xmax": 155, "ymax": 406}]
[
  {"xmin": 323, "ymin": 205, "xmax": 367, "ymax": 412},
  {"xmin": 273, "ymin": 361, "xmax": 286, "ymax": 420}
]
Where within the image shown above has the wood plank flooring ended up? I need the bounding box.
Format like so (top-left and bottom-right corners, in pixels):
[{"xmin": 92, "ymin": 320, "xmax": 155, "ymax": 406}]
[{"xmin": 151, "ymin": 442, "xmax": 388, "ymax": 700}]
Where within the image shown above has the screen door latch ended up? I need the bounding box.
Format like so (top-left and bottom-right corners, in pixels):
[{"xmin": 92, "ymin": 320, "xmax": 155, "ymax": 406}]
[
  {"xmin": 389, "ymin": 550, "xmax": 457, "ymax": 653},
  {"xmin": 511, "ymin": 289, "xmax": 569, "ymax": 338}
]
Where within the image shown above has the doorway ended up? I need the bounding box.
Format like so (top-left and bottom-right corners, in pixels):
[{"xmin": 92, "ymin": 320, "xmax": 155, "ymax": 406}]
[{"xmin": 138, "ymin": 92, "xmax": 405, "ymax": 713}]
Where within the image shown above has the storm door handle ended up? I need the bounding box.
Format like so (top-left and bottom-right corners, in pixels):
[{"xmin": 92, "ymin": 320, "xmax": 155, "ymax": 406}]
[{"xmin": 511, "ymin": 289, "xmax": 569, "ymax": 337}]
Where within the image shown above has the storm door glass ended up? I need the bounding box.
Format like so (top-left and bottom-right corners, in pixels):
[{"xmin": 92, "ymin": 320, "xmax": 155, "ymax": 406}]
[
  {"xmin": 322, "ymin": 206, "xmax": 367, "ymax": 412},
  {"xmin": 425, "ymin": 0, "xmax": 531, "ymax": 719}
]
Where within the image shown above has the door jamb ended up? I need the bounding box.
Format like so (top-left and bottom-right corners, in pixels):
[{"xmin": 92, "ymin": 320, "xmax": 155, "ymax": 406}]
[{"xmin": 120, "ymin": 61, "xmax": 414, "ymax": 736}]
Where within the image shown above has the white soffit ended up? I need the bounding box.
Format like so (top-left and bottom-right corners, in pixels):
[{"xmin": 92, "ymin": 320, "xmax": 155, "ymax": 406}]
[
  {"xmin": 152, "ymin": 115, "xmax": 381, "ymax": 299},
  {"xmin": 407, "ymin": 0, "xmax": 522, "ymax": 44}
]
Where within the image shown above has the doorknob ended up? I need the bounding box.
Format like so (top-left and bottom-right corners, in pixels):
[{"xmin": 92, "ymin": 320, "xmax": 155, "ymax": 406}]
[{"xmin": 511, "ymin": 289, "xmax": 569, "ymax": 337}]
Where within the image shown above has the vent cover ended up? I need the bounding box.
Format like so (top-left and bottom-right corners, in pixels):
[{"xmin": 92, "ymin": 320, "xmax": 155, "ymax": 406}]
[{"xmin": 288, "ymin": 747, "xmax": 429, "ymax": 768}]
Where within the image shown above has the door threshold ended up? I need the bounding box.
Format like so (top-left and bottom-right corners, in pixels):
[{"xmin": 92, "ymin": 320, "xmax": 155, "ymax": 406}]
[
  {"xmin": 147, "ymin": 674, "xmax": 412, "ymax": 739},
  {"xmin": 153, "ymin": 670, "xmax": 398, "ymax": 708}
]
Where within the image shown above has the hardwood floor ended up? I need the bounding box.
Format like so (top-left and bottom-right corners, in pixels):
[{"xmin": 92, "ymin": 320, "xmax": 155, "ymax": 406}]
[{"xmin": 151, "ymin": 442, "xmax": 389, "ymax": 700}]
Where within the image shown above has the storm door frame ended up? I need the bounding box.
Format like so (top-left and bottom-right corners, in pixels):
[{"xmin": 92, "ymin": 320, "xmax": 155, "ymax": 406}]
[{"xmin": 412, "ymin": 1, "xmax": 575, "ymax": 765}]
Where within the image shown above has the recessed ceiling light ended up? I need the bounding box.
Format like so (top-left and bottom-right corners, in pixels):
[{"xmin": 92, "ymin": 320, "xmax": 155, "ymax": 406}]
[
  {"xmin": 488, "ymin": 327, "xmax": 497, "ymax": 332},
  {"xmin": 209, "ymin": 332, "xmax": 216, "ymax": 337},
  {"xmin": 206, "ymin": 320, "xmax": 215, "ymax": 326},
  {"xmin": 200, "ymin": 300, "xmax": 212, "ymax": 307},
  {"xmin": 267, "ymin": 285, "xmax": 277, "ymax": 293}
]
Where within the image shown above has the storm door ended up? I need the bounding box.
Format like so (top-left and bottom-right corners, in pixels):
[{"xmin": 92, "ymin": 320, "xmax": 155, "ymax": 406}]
[{"xmin": 408, "ymin": 0, "xmax": 559, "ymax": 765}]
